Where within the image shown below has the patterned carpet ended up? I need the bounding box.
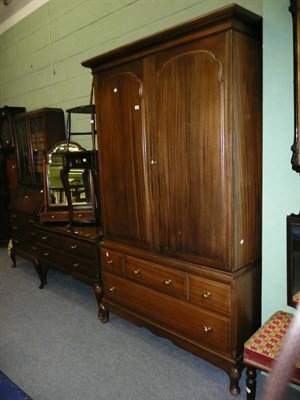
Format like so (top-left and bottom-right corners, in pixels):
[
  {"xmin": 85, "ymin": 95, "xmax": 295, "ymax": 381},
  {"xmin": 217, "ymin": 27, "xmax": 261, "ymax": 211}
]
[{"xmin": 0, "ymin": 371, "xmax": 33, "ymax": 400}]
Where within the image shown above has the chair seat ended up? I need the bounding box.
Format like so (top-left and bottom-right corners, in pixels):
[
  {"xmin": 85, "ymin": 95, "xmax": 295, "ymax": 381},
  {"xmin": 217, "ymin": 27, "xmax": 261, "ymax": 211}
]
[{"xmin": 244, "ymin": 310, "xmax": 300, "ymax": 384}]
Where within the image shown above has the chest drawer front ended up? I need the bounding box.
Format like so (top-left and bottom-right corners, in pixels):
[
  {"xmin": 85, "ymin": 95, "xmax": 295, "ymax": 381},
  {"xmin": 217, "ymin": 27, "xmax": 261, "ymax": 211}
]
[
  {"xmin": 37, "ymin": 231, "xmax": 94, "ymax": 259},
  {"xmin": 101, "ymin": 248, "xmax": 124, "ymax": 276},
  {"xmin": 10, "ymin": 213, "xmax": 36, "ymax": 245},
  {"xmin": 125, "ymin": 256, "xmax": 187, "ymax": 300},
  {"xmin": 189, "ymin": 275, "xmax": 230, "ymax": 315},
  {"xmin": 103, "ymin": 272, "xmax": 230, "ymax": 355},
  {"xmin": 36, "ymin": 244, "xmax": 96, "ymax": 277}
]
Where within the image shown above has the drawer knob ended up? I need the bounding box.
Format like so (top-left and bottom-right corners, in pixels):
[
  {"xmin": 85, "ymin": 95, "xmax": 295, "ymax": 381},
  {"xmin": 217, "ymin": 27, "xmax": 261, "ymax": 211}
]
[
  {"xmin": 73, "ymin": 263, "xmax": 79, "ymax": 268},
  {"xmin": 71, "ymin": 245, "xmax": 78, "ymax": 249},
  {"xmin": 133, "ymin": 269, "xmax": 140, "ymax": 275},
  {"xmin": 42, "ymin": 236, "xmax": 47, "ymax": 240},
  {"xmin": 204, "ymin": 325, "xmax": 213, "ymax": 334},
  {"xmin": 44, "ymin": 251, "xmax": 50, "ymax": 256},
  {"xmin": 204, "ymin": 325, "xmax": 213, "ymax": 335},
  {"xmin": 164, "ymin": 279, "xmax": 172, "ymax": 286},
  {"xmin": 109, "ymin": 286, "xmax": 116, "ymax": 293},
  {"xmin": 107, "ymin": 260, "xmax": 114, "ymax": 264},
  {"xmin": 202, "ymin": 291, "xmax": 211, "ymax": 299}
]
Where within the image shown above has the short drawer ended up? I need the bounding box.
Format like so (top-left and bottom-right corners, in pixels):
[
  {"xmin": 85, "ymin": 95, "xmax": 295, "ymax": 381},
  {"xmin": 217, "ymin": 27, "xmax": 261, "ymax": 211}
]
[
  {"xmin": 37, "ymin": 231, "xmax": 94, "ymax": 259},
  {"xmin": 188, "ymin": 275, "xmax": 230, "ymax": 315},
  {"xmin": 10, "ymin": 214, "xmax": 37, "ymax": 246},
  {"xmin": 125, "ymin": 256, "xmax": 187, "ymax": 300},
  {"xmin": 10, "ymin": 213, "xmax": 35, "ymax": 228},
  {"xmin": 101, "ymin": 248, "xmax": 124, "ymax": 276},
  {"xmin": 103, "ymin": 272, "xmax": 231, "ymax": 355}
]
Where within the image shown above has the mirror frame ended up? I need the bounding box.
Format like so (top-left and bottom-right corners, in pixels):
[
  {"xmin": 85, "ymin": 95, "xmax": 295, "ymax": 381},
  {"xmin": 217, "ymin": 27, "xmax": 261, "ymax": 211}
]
[
  {"xmin": 290, "ymin": 0, "xmax": 300, "ymax": 172},
  {"xmin": 40, "ymin": 141, "xmax": 97, "ymax": 223}
]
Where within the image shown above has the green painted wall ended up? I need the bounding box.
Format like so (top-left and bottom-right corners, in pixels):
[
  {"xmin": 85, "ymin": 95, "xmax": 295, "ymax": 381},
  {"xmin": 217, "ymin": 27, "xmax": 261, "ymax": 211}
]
[
  {"xmin": 0, "ymin": 0, "xmax": 298, "ymax": 321},
  {"xmin": 262, "ymin": 0, "xmax": 299, "ymax": 320}
]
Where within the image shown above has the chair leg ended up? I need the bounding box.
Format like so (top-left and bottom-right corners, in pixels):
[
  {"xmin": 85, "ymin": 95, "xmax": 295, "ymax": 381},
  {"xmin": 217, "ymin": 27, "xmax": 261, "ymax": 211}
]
[{"xmin": 246, "ymin": 366, "xmax": 257, "ymax": 400}]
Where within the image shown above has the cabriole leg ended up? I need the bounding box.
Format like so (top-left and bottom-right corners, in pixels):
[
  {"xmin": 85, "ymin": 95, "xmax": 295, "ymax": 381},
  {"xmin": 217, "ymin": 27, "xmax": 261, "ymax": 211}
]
[
  {"xmin": 229, "ymin": 366, "xmax": 242, "ymax": 395},
  {"xmin": 94, "ymin": 283, "xmax": 109, "ymax": 323}
]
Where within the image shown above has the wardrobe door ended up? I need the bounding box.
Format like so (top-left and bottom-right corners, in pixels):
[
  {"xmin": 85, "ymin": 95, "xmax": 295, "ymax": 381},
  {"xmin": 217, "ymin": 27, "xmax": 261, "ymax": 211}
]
[
  {"xmin": 154, "ymin": 37, "xmax": 229, "ymax": 269},
  {"xmin": 97, "ymin": 63, "xmax": 152, "ymax": 250}
]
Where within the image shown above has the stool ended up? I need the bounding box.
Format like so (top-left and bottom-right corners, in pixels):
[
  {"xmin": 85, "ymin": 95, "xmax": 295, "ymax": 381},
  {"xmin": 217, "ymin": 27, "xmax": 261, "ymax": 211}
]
[{"xmin": 243, "ymin": 310, "xmax": 300, "ymax": 400}]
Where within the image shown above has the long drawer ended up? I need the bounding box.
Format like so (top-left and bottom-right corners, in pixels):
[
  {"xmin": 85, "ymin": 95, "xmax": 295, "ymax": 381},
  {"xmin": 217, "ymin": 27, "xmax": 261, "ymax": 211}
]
[
  {"xmin": 36, "ymin": 243, "xmax": 96, "ymax": 278},
  {"xmin": 36, "ymin": 230, "xmax": 94, "ymax": 260},
  {"xmin": 103, "ymin": 272, "xmax": 231, "ymax": 355}
]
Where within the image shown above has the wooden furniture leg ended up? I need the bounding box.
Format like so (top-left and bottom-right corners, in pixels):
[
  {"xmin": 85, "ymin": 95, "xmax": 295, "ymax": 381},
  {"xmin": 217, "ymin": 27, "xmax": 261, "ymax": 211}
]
[{"xmin": 246, "ymin": 366, "xmax": 257, "ymax": 400}]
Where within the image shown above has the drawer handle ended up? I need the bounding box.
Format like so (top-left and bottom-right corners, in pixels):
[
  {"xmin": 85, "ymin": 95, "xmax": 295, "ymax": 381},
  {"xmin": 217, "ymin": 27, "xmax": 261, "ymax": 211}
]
[
  {"xmin": 12, "ymin": 226, "xmax": 18, "ymax": 230},
  {"xmin": 164, "ymin": 279, "xmax": 172, "ymax": 286},
  {"xmin": 109, "ymin": 286, "xmax": 116, "ymax": 293},
  {"xmin": 202, "ymin": 291, "xmax": 211, "ymax": 299},
  {"xmin": 133, "ymin": 269, "xmax": 140, "ymax": 275},
  {"xmin": 44, "ymin": 251, "xmax": 50, "ymax": 256},
  {"xmin": 42, "ymin": 236, "xmax": 47, "ymax": 240},
  {"xmin": 107, "ymin": 260, "xmax": 114, "ymax": 264},
  {"xmin": 73, "ymin": 263, "xmax": 79, "ymax": 268},
  {"xmin": 204, "ymin": 325, "xmax": 213, "ymax": 334},
  {"xmin": 71, "ymin": 245, "xmax": 78, "ymax": 249}
]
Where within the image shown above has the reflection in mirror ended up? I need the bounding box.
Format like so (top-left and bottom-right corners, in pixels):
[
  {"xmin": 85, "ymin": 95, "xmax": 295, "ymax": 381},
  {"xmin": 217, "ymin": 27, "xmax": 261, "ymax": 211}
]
[{"xmin": 47, "ymin": 141, "xmax": 88, "ymax": 207}]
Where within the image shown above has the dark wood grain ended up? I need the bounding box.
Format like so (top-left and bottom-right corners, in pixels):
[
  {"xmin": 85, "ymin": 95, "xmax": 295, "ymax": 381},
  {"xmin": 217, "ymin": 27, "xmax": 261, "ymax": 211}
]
[{"xmin": 85, "ymin": 4, "xmax": 262, "ymax": 395}]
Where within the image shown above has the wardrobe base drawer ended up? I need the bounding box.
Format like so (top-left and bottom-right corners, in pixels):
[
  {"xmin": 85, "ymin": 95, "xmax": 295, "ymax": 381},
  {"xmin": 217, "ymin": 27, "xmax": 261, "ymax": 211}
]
[{"xmin": 103, "ymin": 272, "xmax": 230, "ymax": 355}]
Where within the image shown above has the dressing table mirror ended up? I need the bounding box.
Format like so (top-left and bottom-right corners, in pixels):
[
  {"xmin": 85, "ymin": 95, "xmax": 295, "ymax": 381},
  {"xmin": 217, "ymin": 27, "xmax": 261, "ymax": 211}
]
[{"xmin": 40, "ymin": 141, "xmax": 96, "ymax": 224}]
